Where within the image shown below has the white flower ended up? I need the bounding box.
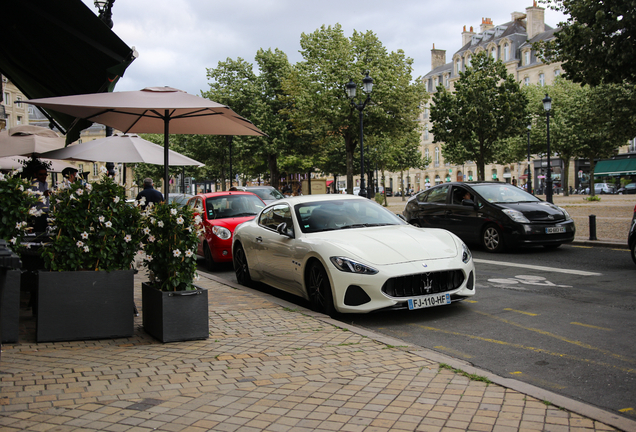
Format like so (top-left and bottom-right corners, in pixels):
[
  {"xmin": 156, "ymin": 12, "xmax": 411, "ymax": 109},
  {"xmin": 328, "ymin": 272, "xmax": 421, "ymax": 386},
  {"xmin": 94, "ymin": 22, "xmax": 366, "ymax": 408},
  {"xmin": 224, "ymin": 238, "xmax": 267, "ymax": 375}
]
[
  {"xmin": 157, "ymin": 221, "xmax": 164, "ymax": 228},
  {"xmin": 173, "ymin": 249, "xmax": 182, "ymax": 257},
  {"xmin": 176, "ymin": 216, "xmax": 184, "ymax": 225},
  {"xmin": 81, "ymin": 231, "xmax": 89, "ymax": 239},
  {"xmin": 0, "ymin": 173, "xmax": 5, "ymax": 181},
  {"xmin": 150, "ymin": 217, "xmax": 156, "ymax": 225},
  {"xmin": 100, "ymin": 166, "xmax": 108, "ymax": 174},
  {"xmin": 148, "ymin": 235, "xmax": 156, "ymax": 243},
  {"xmin": 124, "ymin": 234, "xmax": 132, "ymax": 243},
  {"xmin": 113, "ymin": 196, "xmax": 120, "ymax": 203},
  {"xmin": 138, "ymin": 242, "xmax": 145, "ymax": 249},
  {"xmin": 99, "ymin": 216, "xmax": 105, "ymax": 223},
  {"xmin": 146, "ymin": 255, "xmax": 153, "ymax": 262},
  {"xmin": 105, "ymin": 221, "xmax": 112, "ymax": 228},
  {"xmin": 76, "ymin": 240, "xmax": 84, "ymax": 247},
  {"xmin": 76, "ymin": 188, "xmax": 84, "ymax": 196},
  {"xmin": 170, "ymin": 208, "xmax": 178, "ymax": 216},
  {"xmin": 10, "ymin": 237, "xmax": 17, "ymax": 244},
  {"xmin": 134, "ymin": 200, "xmax": 139, "ymax": 207},
  {"xmin": 147, "ymin": 202, "xmax": 154, "ymax": 208},
  {"xmin": 15, "ymin": 222, "xmax": 22, "ymax": 229},
  {"xmin": 18, "ymin": 185, "xmax": 24, "ymax": 191},
  {"xmin": 85, "ymin": 183, "xmax": 92, "ymax": 191},
  {"xmin": 143, "ymin": 227, "xmax": 150, "ymax": 235},
  {"xmin": 139, "ymin": 196, "xmax": 147, "ymax": 204},
  {"xmin": 194, "ymin": 215, "xmax": 202, "ymax": 225},
  {"xmin": 83, "ymin": 246, "xmax": 90, "ymax": 253},
  {"xmin": 185, "ymin": 250, "xmax": 194, "ymax": 258}
]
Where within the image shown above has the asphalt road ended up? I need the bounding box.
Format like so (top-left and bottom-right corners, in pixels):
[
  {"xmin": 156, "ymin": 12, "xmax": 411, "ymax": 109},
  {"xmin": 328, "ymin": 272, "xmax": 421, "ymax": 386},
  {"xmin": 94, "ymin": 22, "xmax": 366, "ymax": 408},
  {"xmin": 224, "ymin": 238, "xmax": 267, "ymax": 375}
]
[{"xmin": 200, "ymin": 243, "xmax": 636, "ymax": 421}]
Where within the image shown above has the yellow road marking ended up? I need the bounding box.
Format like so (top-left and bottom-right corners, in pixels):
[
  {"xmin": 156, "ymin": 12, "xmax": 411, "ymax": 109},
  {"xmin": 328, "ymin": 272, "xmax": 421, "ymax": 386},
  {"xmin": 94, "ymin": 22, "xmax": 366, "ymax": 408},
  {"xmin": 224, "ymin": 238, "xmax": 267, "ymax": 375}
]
[
  {"xmin": 572, "ymin": 245, "xmax": 593, "ymax": 249},
  {"xmin": 409, "ymin": 323, "xmax": 636, "ymax": 375},
  {"xmin": 619, "ymin": 408, "xmax": 634, "ymax": 413},
  {"xmin": 473, "ymin": 310, "xmax": 636, "ymax": 365},
  {"xmin": 464, "ymin": 300, "xmax": 478, "ymax": 303},
  {"xmin": 434, "ymin": 345, "xmax": 473, "ymax": 359},
  {"xmin": 571, "ymin": 322, "xmax": 613, "ymax": 331},
  {"xmin": 510, "ymin": 371, "xmax": 523, "ymax": 375},
  {"xmin": 504, "ymin": 308, "xmax": 539, "ymax": 316}
]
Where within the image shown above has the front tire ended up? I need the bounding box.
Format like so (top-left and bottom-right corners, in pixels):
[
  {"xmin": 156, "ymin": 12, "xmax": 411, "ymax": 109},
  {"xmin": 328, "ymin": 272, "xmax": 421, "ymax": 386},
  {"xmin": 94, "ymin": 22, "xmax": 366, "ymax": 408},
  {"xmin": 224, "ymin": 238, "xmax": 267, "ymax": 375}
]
[
  {"xmin": 203, "ymin": 243, "xmax": 218, "ymax": 271},
  {"xmin": 233, "ymin": 243, "xmax": 253, "ymax": 287},
  {"xmin": 307, "ymin": 262, "xmax": 335, "ymax": 317},
  {"xmin": 482, "ymin": 224, "xmax": 505, "ymax": 253}
]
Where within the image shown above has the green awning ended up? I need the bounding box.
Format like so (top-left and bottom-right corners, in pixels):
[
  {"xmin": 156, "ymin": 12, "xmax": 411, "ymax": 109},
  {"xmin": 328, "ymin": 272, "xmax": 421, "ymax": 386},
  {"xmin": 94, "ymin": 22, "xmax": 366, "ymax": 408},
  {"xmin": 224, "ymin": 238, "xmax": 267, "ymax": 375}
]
[
  {"xmin": 0, "ymin": 0, "xmax": 136, "ymax": 143},
  {"xmin": 593, "ymin": 158, "xmax": 636, "ymax": 176}
]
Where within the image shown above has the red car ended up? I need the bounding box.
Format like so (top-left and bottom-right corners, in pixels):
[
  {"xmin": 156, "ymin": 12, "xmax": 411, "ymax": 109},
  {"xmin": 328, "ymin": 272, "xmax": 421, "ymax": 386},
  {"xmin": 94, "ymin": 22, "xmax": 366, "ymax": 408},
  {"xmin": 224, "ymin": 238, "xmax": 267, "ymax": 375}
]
[{"xmin": 186, "ymin": 191, "xmax": 266, "ymax": 270}]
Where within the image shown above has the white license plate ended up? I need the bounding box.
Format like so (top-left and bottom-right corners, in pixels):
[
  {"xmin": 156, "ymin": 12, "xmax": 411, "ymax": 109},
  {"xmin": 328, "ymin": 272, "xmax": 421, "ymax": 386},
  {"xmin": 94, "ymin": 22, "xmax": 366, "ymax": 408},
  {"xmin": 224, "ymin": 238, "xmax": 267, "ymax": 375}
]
[
  {"xmin": 546, "ymin": 226, "xmax": 566, "ymax": 234},
  {"xmin": 408, "ymin": 293, "xmax": 451, "ymax": 310}
]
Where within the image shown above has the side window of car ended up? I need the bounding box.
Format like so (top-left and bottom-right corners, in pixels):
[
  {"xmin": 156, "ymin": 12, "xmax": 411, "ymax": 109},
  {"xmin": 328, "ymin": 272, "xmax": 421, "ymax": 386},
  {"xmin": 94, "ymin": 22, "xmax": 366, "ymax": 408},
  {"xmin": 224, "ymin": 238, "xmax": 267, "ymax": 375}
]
[
  {"xmin": 260, "ymin": 204, "xmax": 293, "ymax": 233},
  {"xmin": 259, "ymin": 208, "xmax": 273, "ymax": 228},
  {"xmin": 452, "ymin": 187, "xmax": 471, "ymax": 205},
  {"xmin": 427, "ymin": 185, "xmax": 449, "ymax": 204},
  {"xmin": 416, "ymin": 191, "xmax": 429, "ymax": 203}
]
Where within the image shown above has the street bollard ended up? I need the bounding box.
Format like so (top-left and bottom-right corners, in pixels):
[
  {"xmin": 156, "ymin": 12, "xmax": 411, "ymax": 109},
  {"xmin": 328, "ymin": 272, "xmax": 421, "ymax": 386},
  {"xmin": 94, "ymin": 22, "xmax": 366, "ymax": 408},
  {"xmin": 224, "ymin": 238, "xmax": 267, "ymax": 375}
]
[{"xmin": 589, "ymin": 214, "xmax": 597, "ymax": 241}]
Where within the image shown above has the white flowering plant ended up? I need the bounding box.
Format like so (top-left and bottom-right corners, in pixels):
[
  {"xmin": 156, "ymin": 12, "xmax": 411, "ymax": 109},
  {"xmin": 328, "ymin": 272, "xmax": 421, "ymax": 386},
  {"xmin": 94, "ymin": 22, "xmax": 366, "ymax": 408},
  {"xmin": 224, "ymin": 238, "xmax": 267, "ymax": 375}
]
[
  {"xmin": 0, "ymin": 168, "xmax": 42, "ymax": 253},
  {"xmin": 139, "ymin": 201, "xmax": 201, "ymax": 291},
  {"xmin": 42, "ymin": 173, "xmax": 144, "ymax": 272}
]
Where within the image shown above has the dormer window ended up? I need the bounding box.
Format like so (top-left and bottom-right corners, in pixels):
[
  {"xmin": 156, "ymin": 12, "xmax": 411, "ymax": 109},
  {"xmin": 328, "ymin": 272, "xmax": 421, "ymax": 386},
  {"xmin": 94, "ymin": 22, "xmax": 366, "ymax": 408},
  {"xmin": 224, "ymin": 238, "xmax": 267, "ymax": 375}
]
[
  {"xmin": 444, "ymin": 74, "xmax": 449, "ymax": 87},
  {"xmin": 503, "ymin": 43, "xmax": 510, "ymax": 61},
  {"xmin": 456, "ymin": 59, "xmax": 461, "ymax": 75},
  {"xmin": 466, "ymin": 55, "xmax": 472, "ymax": 67},
  {"xmin": 491, "ymin": 47, "xmax": 497, "ymax": 60},
  {"xmin": 524, "ymin": 51, "xmax": 530, "ymax": 66}
]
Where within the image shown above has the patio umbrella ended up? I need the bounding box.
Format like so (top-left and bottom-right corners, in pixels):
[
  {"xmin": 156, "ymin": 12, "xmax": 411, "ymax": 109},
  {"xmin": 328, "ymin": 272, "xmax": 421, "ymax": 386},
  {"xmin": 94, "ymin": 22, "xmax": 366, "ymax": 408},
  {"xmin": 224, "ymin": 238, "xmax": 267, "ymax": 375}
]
[
  {"xmin": 25, "ymin": 86, "xmax": 266, "ymax": 200},
  {"xmin": 39, "ymin": 134, "xmax": 204, "ymax": 167},
  {"xmin": 0, "ymin": 156, "xmax": 76, "ymax": 173},
  {"xmin": 0, "ymin": 125, "xmax": 66, "ymax": 158}
]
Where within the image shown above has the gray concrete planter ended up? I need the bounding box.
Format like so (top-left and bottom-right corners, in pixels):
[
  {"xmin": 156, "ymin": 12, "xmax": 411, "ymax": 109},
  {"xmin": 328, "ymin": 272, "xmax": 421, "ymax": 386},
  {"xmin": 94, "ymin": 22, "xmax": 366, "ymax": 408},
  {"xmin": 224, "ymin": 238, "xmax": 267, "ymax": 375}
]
[
  {"xmin": 36, "ymin": 270, "xmax": 135, "ymax": 342},
  {"xmin": 142, "ymin": 282, "xmax": 209, "ymax": 343}
]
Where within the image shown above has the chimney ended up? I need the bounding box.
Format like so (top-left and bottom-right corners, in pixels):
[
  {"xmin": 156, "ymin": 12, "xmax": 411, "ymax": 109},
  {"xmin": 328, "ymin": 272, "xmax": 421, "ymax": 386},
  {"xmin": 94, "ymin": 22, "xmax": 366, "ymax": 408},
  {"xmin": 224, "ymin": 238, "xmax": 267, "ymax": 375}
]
[
  {"xmin": 462, "ymin": 25, "xmax": 475, "ymax": 46},
  {"xmin": 480, "ymin": 17, "xmax": 494, "ymax": 32},
  {"xmin": 431, "ymin": 44, "xmax": 446, "ymax": 70},
  {"xmin": 526, "ymin": 3, "xmax": 545, "ymax": 39}
]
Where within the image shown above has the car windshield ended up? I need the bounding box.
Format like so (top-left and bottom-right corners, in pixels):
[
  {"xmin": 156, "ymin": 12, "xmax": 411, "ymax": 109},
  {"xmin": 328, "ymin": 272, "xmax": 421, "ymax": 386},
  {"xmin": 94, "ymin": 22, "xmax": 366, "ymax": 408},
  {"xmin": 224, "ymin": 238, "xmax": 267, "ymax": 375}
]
[
  {"xmin": 472, "ymin": 184, "xmax": 541, "ymax": 204},
  {"xmin": 205, "ymin": 194, "xmax": 265, "ymax": 220},
  {"xmin": 249, "ymin": 188, "xmax": 284, "ymax": 201},
  {"xmin": 295, "ymin": 199, "xmax": 405, "ymax": 233}
]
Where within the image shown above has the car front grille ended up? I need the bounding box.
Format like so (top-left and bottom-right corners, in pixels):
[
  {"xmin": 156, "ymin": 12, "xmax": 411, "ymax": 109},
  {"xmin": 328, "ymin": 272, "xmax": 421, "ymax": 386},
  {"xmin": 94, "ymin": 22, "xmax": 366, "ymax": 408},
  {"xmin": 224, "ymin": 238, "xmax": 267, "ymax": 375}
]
[{"xmin": 382, "ymin": 270, "xmax": 465, "ymax": 298}]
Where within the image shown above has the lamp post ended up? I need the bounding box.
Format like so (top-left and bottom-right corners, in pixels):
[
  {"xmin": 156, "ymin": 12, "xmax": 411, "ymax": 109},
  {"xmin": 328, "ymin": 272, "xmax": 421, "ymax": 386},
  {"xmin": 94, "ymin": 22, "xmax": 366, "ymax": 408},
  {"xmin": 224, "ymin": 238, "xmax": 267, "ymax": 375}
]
[
  {"xmin": 346, "ymin": 72, "xmax": 373, "ymax": 198},
  {"xmin": 94, "ymin": 0, "xmax": 115, "ymax": 28},
  {"xmin": 526, "ymin": 124, "xmax": 533, "ymax": 195},
  {"xmin": 227, "ymin": 136, "xmax": 233, "ymax": 189},
  {"xmin": 542, "ymin": 94, "xmax": 553, "ymax": 203}
]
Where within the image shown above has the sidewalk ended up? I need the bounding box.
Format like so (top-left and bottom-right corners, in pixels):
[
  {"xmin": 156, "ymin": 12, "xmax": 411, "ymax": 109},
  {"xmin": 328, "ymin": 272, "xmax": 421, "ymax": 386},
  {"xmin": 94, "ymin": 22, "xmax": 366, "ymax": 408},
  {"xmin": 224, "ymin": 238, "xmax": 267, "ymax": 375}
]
[{"xmin": 2, "ymin": 272, "xmax": 635, "ymax": 432}]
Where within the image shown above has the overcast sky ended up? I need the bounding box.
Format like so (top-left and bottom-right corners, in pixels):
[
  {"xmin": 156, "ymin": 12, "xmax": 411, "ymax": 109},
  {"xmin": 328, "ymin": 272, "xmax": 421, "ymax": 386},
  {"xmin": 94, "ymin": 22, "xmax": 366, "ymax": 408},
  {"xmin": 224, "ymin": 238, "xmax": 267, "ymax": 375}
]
[{"xmin": 82, "ymin": 0, "xmax": 567, "ymax": 96}]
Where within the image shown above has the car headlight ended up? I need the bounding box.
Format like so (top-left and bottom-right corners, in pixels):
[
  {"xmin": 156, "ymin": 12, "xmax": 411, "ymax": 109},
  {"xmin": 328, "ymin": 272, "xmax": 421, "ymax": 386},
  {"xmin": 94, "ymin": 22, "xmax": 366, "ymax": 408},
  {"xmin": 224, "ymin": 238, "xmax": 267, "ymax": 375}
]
[
  {"xmin": 502, "ymin": 208, "xmax": 530, "ymax": 223},
  {"xmin": 559, "ymin": 206, "xmax": 572, "ymax": 220},
  {"xmin": 330, "ymin": 257, "xmax": 378, "ymax": 275},
  {"xmin": 212, "ymin": 226, "xmax": 231, "ymax": 240},
  {"xmin": 461, "ymin": 242, "xmax": 472, "ymax": 264}
]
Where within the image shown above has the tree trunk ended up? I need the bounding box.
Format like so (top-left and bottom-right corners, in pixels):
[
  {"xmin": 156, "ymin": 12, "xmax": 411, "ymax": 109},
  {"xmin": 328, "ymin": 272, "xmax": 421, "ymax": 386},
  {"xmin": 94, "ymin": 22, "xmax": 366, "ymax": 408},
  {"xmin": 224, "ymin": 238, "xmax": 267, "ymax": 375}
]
[
  {"xmin": 268, "ymin": 154, "xmax": 279, "ymax": 190},
  {"xmin": 588, "ymin": 157, "xmax": 596, "ymax": 197},
  {"xmin": 381, "ymin": 171, "xmax": 388, "ymax": 206},
  {"xmin": 560, "ymin": 156, "xmax": 571, "ymax": 196}
]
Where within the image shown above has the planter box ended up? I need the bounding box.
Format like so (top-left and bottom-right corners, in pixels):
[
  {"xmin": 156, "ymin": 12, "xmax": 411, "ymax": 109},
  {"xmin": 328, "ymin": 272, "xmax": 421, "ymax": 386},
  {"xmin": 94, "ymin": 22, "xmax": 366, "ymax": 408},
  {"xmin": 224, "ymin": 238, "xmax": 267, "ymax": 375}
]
[
  {"xmin": 1, "ymin": 270, "xmax": 20, "ymax": 343},
  {"xmin": 36, "ymin": 270, "xmax": 135, "ymax": 343},
  {"xmin": 142, "ymin": 282, "xmax": 209, "ymax": 343}
]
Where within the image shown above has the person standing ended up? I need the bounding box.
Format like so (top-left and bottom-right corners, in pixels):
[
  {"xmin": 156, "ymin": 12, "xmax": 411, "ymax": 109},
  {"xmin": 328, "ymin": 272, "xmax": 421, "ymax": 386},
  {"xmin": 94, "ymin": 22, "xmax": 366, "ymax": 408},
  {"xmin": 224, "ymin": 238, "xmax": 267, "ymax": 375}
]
[
  {"xmin": 61, "ymin": 167, "xmax": 79, "ymax": 187},
  {"xmin": 136, "ymin": 178, "xmax": 164, "ymax": 208}
]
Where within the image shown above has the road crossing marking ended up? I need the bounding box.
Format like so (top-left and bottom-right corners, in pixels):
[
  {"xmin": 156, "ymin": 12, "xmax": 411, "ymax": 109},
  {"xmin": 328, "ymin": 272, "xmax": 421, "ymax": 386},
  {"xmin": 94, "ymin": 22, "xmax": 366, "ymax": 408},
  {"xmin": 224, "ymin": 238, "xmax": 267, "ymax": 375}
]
[
  {"xmin": 474, "ymin": 258, "xmax": 602, "ymax": 276},
  {"xmin": 571, "ymin": 322, "xmax": 613, "ymax": 331}
]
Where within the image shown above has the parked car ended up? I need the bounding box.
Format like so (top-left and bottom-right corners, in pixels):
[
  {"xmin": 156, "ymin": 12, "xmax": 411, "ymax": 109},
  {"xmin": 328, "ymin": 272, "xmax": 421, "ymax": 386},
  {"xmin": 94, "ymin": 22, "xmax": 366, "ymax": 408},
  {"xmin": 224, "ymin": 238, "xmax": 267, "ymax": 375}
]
[
  {"xmin": 235, "ymin": 186, "xmax": 284, "ymax": 204},
  {"xmin": 584, "ymin": 183, "xmax": 616, "ymax": 194},
  {"xmin": 402, "ymin": 182, "xmax": 575, "ymax": 252},
  {"xmin": 629, "ymin": 203, "xmax": 636, "ymax": 265},
  {"xmin": 232, "ymin": 194, "xmax": 475, "ymax": 315},
  {"xmin": 166, "ymin": 193, "xmax": 193, "ymax": 208},
  {"xmin": 617, "ymin": 183, "xmax": 636, "ymax": 195},
  {"xmin": 385, "ymin": 187, "xmax": 393, "ymax": 197},
  {"xmin": 186, "ymin": 191, "xmax": 266, "ymax": 270}
]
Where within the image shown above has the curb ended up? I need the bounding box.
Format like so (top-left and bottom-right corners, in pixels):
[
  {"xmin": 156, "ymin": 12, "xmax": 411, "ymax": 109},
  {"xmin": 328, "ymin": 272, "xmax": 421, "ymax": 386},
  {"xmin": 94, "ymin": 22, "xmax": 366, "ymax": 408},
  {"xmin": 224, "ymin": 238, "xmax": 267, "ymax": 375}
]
[
  {"xmin": 201, "ymin": 271, "xmax": 636, "ymax": 432},
  {"xmin": 572, "ymin": 239, "xmax": 628, "ymax": 248}
]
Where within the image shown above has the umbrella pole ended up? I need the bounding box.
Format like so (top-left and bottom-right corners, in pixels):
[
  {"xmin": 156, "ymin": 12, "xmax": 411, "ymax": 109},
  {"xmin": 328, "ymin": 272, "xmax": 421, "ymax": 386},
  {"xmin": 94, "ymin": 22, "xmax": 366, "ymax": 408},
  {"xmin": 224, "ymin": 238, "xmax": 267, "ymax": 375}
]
[{"xmin": 164, "ymin": 111, "xmax": 170, "ymax": 202}]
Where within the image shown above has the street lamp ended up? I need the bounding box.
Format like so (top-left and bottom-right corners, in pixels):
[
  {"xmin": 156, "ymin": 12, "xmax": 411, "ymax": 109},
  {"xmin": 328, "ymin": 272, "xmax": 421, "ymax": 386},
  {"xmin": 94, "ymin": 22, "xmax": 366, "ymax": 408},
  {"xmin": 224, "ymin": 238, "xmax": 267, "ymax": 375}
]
[
  {"xmin": 346, "ymin": 72, "xmax": 373, "ymax": 198},
  {"xmin": 526, "ymin": 124, "xmax": 533, "ymax": 195},
  {"xmin": 542, "ymin": 94, "xmax": 553, "ymax": 203},
  {"xmin": 94, "ymin": 0, "xmax": 115, "ymax": 28}
]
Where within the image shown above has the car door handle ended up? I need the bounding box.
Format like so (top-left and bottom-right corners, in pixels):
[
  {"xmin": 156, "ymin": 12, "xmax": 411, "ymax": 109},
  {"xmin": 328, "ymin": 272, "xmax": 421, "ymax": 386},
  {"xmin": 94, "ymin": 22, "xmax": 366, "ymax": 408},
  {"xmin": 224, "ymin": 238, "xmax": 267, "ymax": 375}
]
[{"xmin": 255, "ymin": 236, "xmax": 262, "ymax": 243}]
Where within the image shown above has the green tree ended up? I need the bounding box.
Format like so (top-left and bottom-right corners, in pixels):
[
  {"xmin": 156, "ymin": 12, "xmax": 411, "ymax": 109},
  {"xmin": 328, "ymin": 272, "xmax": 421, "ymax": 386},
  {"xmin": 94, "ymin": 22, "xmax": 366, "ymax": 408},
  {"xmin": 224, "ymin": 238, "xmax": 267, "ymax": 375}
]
[
  {"xmin": 430, "ymin": 51, "xmax": 529, "ymax": 181},
  {"xmin": 537, "ymin": 0, "xmax": 636, "ymax": 86},
  {"xmin": 284, "ymin": 24, "xmax": 427, "ymax": 194}
]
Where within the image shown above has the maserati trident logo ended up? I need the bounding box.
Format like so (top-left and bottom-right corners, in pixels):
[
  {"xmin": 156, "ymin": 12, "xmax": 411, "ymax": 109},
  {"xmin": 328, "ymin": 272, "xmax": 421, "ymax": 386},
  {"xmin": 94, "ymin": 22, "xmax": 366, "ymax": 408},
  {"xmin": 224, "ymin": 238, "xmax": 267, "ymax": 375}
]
[
  {"xmin": 422, "ymin": 263, "xmax": 428, "ymax": 268},
  {"xmin": 547, "ymin": 215, "xmax": 554, "ymax": 220}
]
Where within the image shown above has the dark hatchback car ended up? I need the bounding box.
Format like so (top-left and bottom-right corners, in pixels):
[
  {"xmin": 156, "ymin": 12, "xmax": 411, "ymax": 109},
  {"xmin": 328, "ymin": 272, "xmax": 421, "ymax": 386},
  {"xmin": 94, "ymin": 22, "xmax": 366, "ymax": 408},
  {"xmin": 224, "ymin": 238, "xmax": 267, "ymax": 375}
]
[
  {"xmin": 403, "ymin": 182, "xmax": 575, "ymax": 252},
  {"xmin": 629, "ymin": 203, "xmax": 636, "ymax": 265}
]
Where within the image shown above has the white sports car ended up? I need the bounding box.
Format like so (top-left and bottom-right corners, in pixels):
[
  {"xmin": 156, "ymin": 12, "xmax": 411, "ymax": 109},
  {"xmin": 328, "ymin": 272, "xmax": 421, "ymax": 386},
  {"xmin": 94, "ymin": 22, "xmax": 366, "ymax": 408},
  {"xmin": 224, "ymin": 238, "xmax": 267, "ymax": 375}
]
[{"xmin": 232, "ymin": 194, "xmax": 475, "ymax": 315}]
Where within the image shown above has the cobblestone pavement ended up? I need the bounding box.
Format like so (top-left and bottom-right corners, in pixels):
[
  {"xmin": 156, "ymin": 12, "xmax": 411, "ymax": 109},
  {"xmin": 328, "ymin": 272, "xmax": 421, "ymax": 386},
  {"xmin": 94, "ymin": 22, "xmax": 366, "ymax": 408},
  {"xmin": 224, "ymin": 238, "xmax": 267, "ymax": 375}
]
[{"xmin": 2, "ymin": 272, "xmax": 635, "ymax": 431}]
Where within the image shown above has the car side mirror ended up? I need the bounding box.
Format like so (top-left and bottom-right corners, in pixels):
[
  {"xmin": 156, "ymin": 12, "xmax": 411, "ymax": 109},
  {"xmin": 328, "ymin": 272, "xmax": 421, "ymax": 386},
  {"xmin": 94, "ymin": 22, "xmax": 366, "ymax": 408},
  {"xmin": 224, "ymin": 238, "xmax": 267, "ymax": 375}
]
[
  {"xmin": 276, "ymin": 222, "xmax": 294, "ymax": 239},
  {"xmin": 397, "ymin": 214, "xmax": 407, "ymax": 222}
]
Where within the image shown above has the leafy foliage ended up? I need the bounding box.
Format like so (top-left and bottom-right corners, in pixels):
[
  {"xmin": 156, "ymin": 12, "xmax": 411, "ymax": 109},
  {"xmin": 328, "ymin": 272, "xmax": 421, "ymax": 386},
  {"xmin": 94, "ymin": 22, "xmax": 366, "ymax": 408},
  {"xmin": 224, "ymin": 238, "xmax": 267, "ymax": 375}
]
[
  {"xmin": 43, "ymin": 174, "xmax": 143, "ymax": 272},
  {"xmin": 140, "ymin": 202, "xmax": 201, "ymax": 291},
  {"xmin": 0, "ymin": 168, "xmax": 41, "ymax": 252},
  {"xmin": 537, "ymin": 0, "xmax": 636, "ymax": 86},
  {"xmin": 430, "ymin": 51, "xmax": 529, "ymax": 180}
]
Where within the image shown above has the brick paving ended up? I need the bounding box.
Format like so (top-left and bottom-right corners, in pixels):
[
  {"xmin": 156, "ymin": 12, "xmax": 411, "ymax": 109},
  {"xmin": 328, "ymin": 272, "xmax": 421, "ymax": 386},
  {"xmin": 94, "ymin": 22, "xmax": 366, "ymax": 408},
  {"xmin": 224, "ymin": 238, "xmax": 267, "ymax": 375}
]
[{"xmin": 1, "ymin": 273, "xmax": 634, "ymax": 431}]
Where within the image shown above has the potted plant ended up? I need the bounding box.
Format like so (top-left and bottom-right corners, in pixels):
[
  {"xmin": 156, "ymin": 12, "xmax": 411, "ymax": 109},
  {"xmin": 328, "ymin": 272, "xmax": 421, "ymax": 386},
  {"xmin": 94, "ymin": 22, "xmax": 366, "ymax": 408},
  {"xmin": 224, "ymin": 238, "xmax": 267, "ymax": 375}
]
[
  {"xmin": 0, "ymin": 166, "xmax": 41, "ymax": 343},
  {"xmin": 36, "ymin": 170, "xmax": 144, "ymax": 342},
  {"xmin": 139, "ymin": 201, "xmax": 208, "ymax": 343}
]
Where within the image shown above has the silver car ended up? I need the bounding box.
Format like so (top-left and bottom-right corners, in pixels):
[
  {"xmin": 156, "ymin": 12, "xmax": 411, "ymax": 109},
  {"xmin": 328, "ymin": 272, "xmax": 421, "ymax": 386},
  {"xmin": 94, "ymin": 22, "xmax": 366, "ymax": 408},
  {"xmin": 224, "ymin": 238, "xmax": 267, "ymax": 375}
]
[{"xmin": 236, "ymin": 186, "xmax": 284, "ymax": 204}]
